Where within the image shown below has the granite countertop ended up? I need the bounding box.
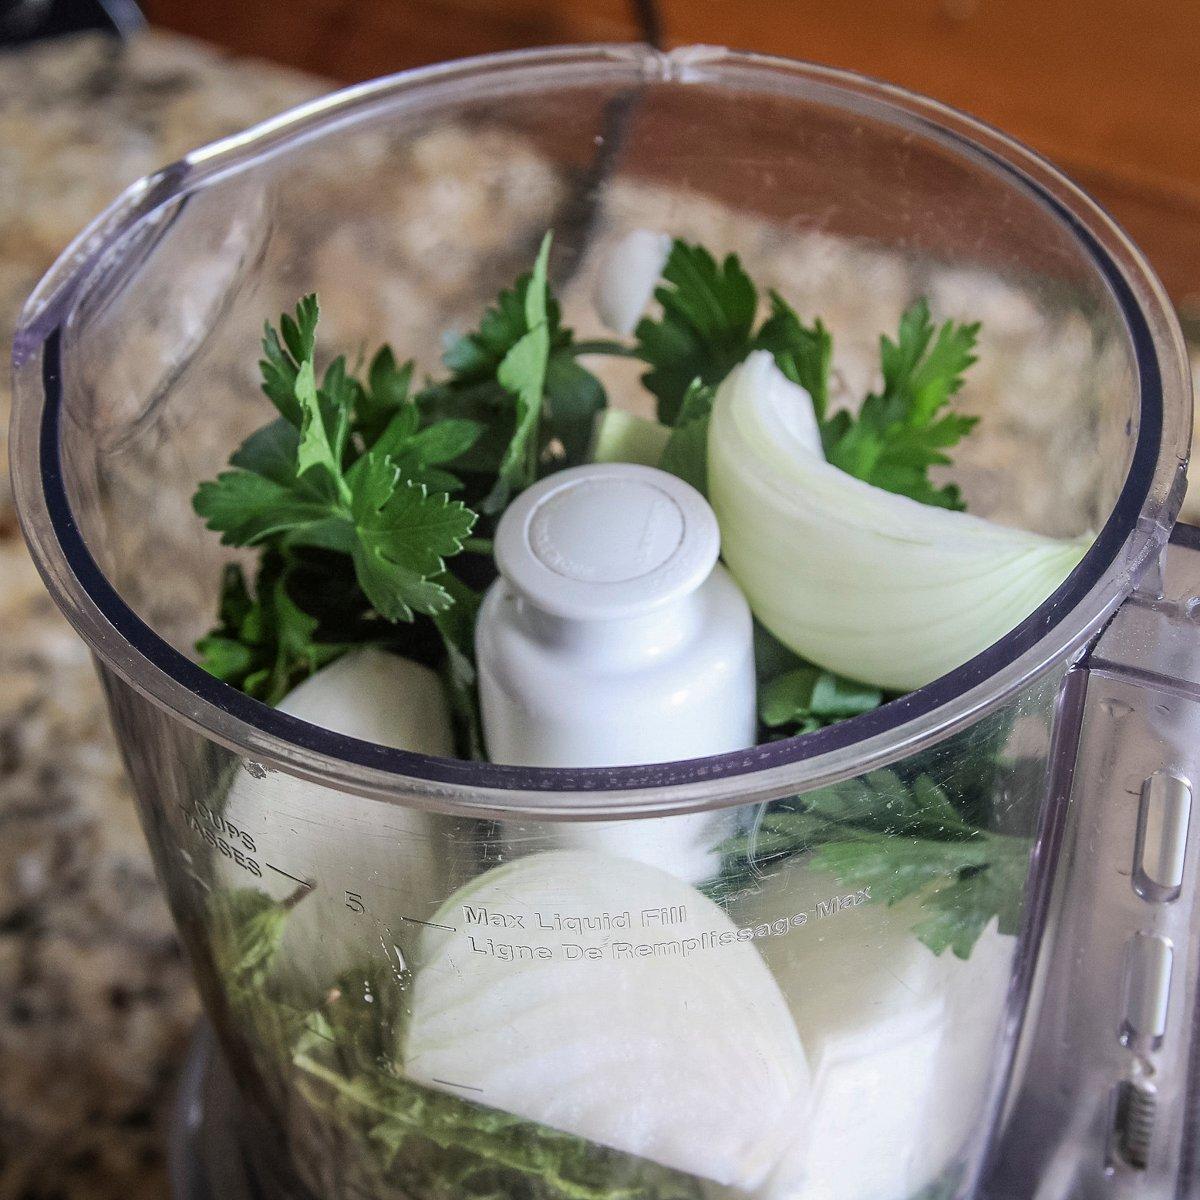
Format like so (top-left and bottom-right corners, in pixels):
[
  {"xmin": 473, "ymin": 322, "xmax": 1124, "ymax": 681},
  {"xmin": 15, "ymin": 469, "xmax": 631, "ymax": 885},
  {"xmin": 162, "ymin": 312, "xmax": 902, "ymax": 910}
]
[{"xmin": 0, "ymin": 31, "xmax": 329, "ymax": 1200}]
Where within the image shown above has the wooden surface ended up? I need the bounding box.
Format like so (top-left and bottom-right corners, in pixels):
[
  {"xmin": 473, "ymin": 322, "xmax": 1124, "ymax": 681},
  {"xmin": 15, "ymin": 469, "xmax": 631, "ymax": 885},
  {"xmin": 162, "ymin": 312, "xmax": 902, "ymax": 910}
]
[{"xmin": 140, "ymin": 0, "xmax": 1200, "ymax": 307}]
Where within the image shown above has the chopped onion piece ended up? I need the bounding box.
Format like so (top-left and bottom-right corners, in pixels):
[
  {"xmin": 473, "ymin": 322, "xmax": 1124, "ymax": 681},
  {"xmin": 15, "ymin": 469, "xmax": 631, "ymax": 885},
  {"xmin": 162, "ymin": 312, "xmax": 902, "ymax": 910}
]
[
  {"xmin": 594, "ymin": 229, "xmax": 672, "ymax": 335},
  {"xmin": 216, "ymin": 649, "xmax": 454, "ymax": 1000},
  {"xmin": 708, "ymin": 352, "xmax": 1091, "ymax": 691},
  {"xmin": 405, "ymin": 850, "xmax": 811, "ymax": 1189}
]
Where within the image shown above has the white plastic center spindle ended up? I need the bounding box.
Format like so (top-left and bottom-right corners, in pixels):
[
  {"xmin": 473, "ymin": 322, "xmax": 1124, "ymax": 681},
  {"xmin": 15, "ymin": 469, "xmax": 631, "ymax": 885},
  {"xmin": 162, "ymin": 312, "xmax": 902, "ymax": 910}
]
[
  {"xmin": 495, "ymin": 463, "xmax": 720, "ymax": 623},
  {"xmin": 530, "ymin": 476, "xmax": 683, "ymax": 582},
  {"xmin": 477, "ymin": 463, "xmax": 757, "ymax": 883}
]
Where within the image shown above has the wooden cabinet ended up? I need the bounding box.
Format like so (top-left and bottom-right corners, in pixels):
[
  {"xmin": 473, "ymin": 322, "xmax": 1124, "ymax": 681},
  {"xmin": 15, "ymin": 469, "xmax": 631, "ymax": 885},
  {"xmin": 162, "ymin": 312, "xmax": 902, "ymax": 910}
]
[{"xmin": 141, "ymin": 0, "xmax": 1200, "ymax": 304}]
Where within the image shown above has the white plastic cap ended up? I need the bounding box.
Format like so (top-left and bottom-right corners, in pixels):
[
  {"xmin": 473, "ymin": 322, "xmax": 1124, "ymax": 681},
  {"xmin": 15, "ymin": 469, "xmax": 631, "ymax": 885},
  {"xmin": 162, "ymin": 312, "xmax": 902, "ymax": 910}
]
[{"xmin": 494, "ymin": 463, "xmax": 720, "ymax": 621}]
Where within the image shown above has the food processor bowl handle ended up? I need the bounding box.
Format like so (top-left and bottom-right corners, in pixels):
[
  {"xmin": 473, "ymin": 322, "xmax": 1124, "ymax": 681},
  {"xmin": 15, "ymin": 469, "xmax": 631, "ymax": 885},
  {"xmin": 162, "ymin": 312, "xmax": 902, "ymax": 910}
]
[{"xmin": 988, "ymin": 523, "xmax": 1200, "ymax": 1198}]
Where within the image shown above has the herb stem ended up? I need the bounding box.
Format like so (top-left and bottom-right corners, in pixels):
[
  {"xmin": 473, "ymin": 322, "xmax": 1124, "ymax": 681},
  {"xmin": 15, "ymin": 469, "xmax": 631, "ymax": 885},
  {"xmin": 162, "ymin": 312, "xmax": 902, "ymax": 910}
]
[
  {"xmin": 463, "ymin": 537, "xmax": 494, "ymax": 555},
  {"xmin": 572, "ymin": 339, "xmax": 638, "ymax": 357},
  {"xmin": 294, "ymin": 1052, "xmax": 394, "ymax": 1117}
]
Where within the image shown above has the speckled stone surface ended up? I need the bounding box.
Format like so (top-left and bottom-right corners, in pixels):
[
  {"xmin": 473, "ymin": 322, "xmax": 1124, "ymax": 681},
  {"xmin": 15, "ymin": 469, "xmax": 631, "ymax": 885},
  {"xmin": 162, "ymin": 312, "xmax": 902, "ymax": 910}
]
[{"xmin": 0, "ymin": 31, "xmax": 328, "ymax": 1200}]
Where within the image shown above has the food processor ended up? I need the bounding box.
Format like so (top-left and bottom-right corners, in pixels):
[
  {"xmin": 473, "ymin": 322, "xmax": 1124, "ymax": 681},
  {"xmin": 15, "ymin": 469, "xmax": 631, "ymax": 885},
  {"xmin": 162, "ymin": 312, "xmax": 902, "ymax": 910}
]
[{"xmin": 8, "ymin": 43, "xmax": 1199, "ymax": 1200}]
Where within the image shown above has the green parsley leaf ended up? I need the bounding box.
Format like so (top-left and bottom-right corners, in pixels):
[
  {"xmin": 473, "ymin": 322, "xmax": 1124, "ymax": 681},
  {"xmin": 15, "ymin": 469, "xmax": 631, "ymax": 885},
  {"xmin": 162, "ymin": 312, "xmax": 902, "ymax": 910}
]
[
  {"xmin": 211, "ymin": 891, "xmax": 698, "ymax": 1200},
  {"xmin": 295, "ymin": 358, "xmax": 352, "ymax": 502},
  {"xmin": 912, "ymin": 840, "xmax": 1029, "ymax": 958},
  {"xmin": 751, "ymin": 624, "xmax": 884, "ymax": 741},
  {"xmin": 196, "ymin": 557, "xmax": 348, "ymax": 705},
  {"xmin": 823, "ymin": 299, "xmax": 980, "ymax": 509},
  {"xmin": 716, "ymin": 768, "xmax": 1029, "ymax": 959},
  {"xmin": 634, "ymin": 243, "xmax": 977, "ymax": 510},
  {"xmin": 753, "ymin": 293, "xmax": 832, "ymax": 421},
  {"xmin": 635, "ymin": 241, "xmax": 756, "ymax": 425},
  {"xmin": 193, "ymin": 471, "xmax": 335, "ymax": 547},
  {"xmin": 814, "ymin": 826, "xmax": 1029, "ymax": 959},
  {"xmin": 259, "ymin": 294, "xmax": 319, "ymax": 425},
  {"xmin": 358, "ymin": 409, "xmax": 481, "ymax": 496},
  {"xmin": 542, "ymin": 353, "xmax": 607, "ymax": 465},
  {"xmin": 358, "ymin": 345, "xmax": 414, "ymax": 442},
  {"xmin": 196, "ymin": 296, "xmax": 480, "ymax": 649},
  {"xmin": 758, "ymin": 666, "xmax": 883, "ymax": 735},
  {"xmin": 290, "ymin": 957, "xmax": 702, "ymax": 1200},
  {"xmin": 658, "ymin": 380, "xmax": 715, "ymax": 496},
  {"xmin": 349, "ymin": 456, "xmax": 476, "ymax": 622},
  {"xmin": 209, "ymin": 887, "xmax": 291, "ymax": 994},
  {"xmin": 422, "ymin": 234, "xmax": 606, "ymax": 507},
  {"xmin": 431, "ymin": 571, "xmax": 485, "ymax": 759},
  {"xmin": 487, "ymin": 233, "xmax": 553, "ymax": 511}
]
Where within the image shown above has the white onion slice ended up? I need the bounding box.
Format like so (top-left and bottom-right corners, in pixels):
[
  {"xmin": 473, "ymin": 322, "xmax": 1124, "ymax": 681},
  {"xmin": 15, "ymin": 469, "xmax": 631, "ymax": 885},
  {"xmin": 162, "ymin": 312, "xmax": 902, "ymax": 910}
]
[
  {"xmin": 708, "ymin": 352, "xmax": 1090, "ymax": 690},
  {"xmin": 404, "ymin": 850, "xmax": 811, "ymax": 1189}
]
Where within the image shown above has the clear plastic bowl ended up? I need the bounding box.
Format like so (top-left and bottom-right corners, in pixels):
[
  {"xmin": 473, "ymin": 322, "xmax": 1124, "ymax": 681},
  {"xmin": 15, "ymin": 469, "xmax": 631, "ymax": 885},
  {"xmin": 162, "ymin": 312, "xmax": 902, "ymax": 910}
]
[{"xmin": 10, "ymin": 43, "xmax": 1191, "ymax": 1200}]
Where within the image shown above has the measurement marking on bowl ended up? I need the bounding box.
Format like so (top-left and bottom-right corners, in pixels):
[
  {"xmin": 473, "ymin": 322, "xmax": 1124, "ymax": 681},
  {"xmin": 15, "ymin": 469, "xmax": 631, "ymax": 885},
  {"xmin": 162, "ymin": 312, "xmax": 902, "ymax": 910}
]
[
  {"xmin": 433, "ymin": 1077, "xmax": 483, "ymax": 1093},
  {"xmin": 401, "ymin": 915, "xmax": 456, "ymax": 932},
  {"xmin": 265, "ymin": 861, "xmax": 312, "ymax": 888}
]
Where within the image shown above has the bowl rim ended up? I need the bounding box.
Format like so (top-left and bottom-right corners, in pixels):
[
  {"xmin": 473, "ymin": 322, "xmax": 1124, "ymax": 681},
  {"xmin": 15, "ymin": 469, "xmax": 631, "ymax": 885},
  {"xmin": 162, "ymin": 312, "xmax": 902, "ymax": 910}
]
[{"xmin": 9, "ymin": 42, "xmax": 1192, "ymax": 818}]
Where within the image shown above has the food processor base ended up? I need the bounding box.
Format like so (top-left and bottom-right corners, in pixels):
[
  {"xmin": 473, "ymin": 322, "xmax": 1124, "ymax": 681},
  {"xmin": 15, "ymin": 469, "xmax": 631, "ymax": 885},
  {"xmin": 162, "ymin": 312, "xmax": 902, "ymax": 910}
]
[{"xmin": 169, "ymin": 1024, "xmax": 258, "ymax": 1200}]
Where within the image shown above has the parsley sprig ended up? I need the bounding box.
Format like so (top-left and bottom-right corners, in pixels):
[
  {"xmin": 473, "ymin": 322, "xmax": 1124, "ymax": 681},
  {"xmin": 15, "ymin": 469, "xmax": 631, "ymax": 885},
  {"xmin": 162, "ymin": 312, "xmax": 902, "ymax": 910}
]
[
  {"xmin": 192, "ymin": 234, "xmax": 605, "ymax": 725},
  {"xmin": 715, "ymin": 767, "xmax": 1030, "ymax": 959},
  {"xmin": 210, "ymin": 888, "xmax": 703, "ymax": 1200},
  {"xmin": 821, "ymin": 300, "xmax": 979, "ymax": 509},
  {"xmin": 638, "ymin": 239, "xmax": 980, "ymax": 510},
  {"xmin": 197, "ymin": 232, "xmax": 982, "ymax": 715},
  {"xmin": 195, "ymin": 295, "xmax": 478, "ymax": 625},
  {"xmin": 420, "ymin": 235, "xmax": 605, "ymax": 512}
]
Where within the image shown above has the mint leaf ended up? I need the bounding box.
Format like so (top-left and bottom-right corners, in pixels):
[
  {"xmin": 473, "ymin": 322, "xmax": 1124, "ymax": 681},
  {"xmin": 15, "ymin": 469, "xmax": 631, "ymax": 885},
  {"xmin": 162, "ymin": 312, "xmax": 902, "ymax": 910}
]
[
  {"xmin": 823, "ymin": 299, "xmax": 979, "ymax": 510},
  {"xmin": 658, "ymin": 380, "xmax": 715, "ymax": 496},
  {"xmin": 635, "ymin": 241, "xmax": 757, "ymax": 424}
]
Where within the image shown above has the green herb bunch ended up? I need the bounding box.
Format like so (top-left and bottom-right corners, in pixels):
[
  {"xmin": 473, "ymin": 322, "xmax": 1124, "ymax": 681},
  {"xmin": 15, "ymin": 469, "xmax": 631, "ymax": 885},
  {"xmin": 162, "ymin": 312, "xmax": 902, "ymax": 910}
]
[
  {"xmin": 210, "ymin": 889, "xmax": 702, "ymax": 1200},
  {"xmin": 194, "ymin": 234, "xmax": 979, "ymax": 735},
  {"xmin": 193, "ymin": 234, "xmax": 608, "ymax": 748}
]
